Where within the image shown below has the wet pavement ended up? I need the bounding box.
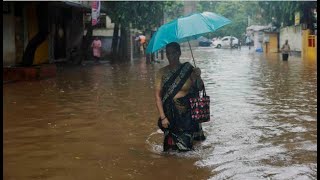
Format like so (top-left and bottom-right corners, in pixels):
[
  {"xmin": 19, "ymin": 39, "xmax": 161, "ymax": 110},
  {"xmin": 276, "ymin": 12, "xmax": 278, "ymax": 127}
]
[{"xmin": 3, "ymin": 47, "xmax": 317, "ymax": 180}]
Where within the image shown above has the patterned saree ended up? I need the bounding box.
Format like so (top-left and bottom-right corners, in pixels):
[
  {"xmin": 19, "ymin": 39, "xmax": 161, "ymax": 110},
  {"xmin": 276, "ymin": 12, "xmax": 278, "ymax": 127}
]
[{"xmin": 159, "ymin": 62, "xmax": 206, "ymax": 152}]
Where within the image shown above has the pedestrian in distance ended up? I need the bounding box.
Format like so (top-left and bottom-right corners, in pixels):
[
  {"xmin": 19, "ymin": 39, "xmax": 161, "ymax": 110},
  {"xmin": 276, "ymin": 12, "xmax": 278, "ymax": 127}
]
[
  {"xmin": 91, "ymin": 37, "xmax": 102, "ymax": 64},
  {"xmin": 281, "ymin": 39, "xmax": 291, "ymax": 61},
  {"xmin": 238, "ymin": 39, "xmax": 241, "ymax": 50},
  {"xmin": 155, "ymin": 42, "xmax": 206, "ymax": 152},
  {"xmin": 246, "ymin": 36, "xmax": 251, "ymax": 50},
  {"xmin": 138, "ymin": 34, "xmax": 146, "ymax": 55}
]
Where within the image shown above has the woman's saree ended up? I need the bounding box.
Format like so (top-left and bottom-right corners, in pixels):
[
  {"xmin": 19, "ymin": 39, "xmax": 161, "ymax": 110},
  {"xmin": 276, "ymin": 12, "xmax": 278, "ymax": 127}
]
[{"xmin": 159, "ymin": 62, "xmax": 206, "ymax": 152}]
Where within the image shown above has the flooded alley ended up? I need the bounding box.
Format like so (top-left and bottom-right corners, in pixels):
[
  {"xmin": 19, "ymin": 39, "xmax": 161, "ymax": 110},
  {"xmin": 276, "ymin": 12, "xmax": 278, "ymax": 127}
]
[{"xmin": 3, "ymin": 47, "xmax": 317, "ymax": 180}]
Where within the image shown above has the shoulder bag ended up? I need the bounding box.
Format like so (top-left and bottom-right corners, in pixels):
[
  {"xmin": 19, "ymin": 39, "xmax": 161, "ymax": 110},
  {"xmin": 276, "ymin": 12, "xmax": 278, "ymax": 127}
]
[{"xmin": 189, "ymin": 84, "xmax": 210, "ymax": 123}]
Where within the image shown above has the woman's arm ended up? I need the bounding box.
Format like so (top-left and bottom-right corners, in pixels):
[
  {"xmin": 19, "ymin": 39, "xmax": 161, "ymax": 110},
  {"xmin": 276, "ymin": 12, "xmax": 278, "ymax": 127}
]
[
  {"xmin": 155, "ymin": 86, "xmax": 170, "ymax": 128},
  {"xmin": 191, "ymin": 67, "xmax": 204, "ymax": 91},
  {"xmin": 155, "ymin": 87, "xmax": 165, "ymax": 119},
  {"xmin": 155, "ymin": 71, "xmax": 170, "ymax": 128},
  {"xmin": 195, "ymin": 78, "xmax": 204, "ymax": 91}
]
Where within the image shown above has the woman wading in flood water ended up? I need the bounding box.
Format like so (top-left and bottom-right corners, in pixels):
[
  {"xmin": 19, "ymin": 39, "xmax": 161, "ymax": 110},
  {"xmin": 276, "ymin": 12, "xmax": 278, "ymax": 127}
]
[{"xmin": 155, "ymin": 42, "xmax": 206, "ymax": 152}]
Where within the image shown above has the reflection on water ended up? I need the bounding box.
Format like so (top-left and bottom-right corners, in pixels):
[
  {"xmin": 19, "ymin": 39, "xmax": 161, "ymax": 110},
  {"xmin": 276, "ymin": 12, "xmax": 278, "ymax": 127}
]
[
  {"xmin": 4, "ymin": 48, "xmax": 317, "ymax": 179},
  {"xmin": 189, "ymin": 48, "xmax": 317, "ymax": 180}
]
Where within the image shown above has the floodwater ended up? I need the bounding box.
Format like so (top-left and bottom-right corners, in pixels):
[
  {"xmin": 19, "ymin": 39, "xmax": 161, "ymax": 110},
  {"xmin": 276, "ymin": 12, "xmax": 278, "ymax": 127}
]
[{"xmin": 3, "ymin": 47, "xmax": 317, "ymax": 180}]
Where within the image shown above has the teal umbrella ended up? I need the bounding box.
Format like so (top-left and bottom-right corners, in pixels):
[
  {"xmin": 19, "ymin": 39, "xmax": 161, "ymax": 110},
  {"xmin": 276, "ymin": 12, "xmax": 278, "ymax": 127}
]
[{"xmin": 146, "ymin": 12, "xmax": 231, "ymax": 66}]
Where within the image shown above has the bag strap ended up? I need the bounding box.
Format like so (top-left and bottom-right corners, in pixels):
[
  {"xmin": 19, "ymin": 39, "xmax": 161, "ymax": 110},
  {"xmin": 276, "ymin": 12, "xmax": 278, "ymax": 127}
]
[{"xmin": 202, "ymin": 84, "xmax": 207, "ymax": 97}]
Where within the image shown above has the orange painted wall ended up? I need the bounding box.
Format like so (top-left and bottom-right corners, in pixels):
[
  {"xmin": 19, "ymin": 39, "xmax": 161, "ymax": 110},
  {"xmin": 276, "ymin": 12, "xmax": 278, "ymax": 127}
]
[
  {"xmin": 26, "ymin": 4, "xmax": 49, "ymax": 65},
  {"xmin": 302, "ymin": 30, "xmax": 317, "ymax": 61}
]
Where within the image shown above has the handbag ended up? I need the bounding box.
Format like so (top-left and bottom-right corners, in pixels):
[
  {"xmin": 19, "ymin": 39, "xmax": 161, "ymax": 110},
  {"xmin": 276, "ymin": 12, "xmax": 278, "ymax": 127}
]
[{"xmin": 189, "ymin": 85, "xmax": 210, "ymax": 123}]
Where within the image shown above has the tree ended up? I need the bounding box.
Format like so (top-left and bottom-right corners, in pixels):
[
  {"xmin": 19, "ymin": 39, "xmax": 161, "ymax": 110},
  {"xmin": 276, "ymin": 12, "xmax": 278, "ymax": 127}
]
[
  {"xmin": 163, "ymin": 1, "xmax": 184, "ymax": 23},
  {"xmin": 258, "ymin": 1, "xmax": 317, "ymax": 29},
  {"xmin": 195, "ymin": 1, "xmax": 261, "ymax": 39},
  {"xmin": 104, "ymin": 1, "xmax": 164, "ymax": 61}
]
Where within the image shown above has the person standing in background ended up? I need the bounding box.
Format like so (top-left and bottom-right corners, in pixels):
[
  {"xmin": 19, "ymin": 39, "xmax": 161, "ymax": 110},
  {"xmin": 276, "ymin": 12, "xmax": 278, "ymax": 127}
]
[
  {"xmin": 246, "ymin": 35, "xmax": 251, "ymax": 50},
  {"xmin": 91, "ymin": 37, "xmax": 102, "ymax": 64},
  {"xmin": 281, "ymin": 40, "xmax": 291, "ymax": 61},
  {"xmin": 135, "ymin": 34, "xmax": 146, "ymax": 56},
  {"xmin": 139, "ymin": 34, "xmax": 146, "ymax": 55}
]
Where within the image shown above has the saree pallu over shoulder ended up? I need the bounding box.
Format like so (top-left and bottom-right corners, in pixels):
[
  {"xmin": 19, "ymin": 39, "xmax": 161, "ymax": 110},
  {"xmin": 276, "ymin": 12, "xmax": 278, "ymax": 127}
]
[{"xmin": 161, "ymin": 62, "xmax": 193, "ymax": 105}]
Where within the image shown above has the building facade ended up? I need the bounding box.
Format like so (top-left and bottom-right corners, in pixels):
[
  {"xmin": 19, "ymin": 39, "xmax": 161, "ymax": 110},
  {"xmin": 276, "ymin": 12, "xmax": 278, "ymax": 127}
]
[{"xmin": 2, "ymin": 1, "xmax": 109, "ymax": 67}]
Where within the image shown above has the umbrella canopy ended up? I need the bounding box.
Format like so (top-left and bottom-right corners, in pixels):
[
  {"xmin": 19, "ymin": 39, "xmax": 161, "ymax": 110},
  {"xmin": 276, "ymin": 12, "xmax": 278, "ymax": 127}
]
[{"xmin": 146, "ymin": 11, "xmax": 231, "ymax": 54}]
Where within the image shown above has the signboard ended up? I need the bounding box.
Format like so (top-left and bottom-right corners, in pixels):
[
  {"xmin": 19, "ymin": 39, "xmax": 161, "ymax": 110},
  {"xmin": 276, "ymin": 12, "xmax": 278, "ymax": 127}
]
[
  {"xmin": 91, "ymin": 1, "xmax": 101, "ymax": 26},
  {"xmin": 295, "ymin": 12, "xmax": 300, "ymax": 26}
]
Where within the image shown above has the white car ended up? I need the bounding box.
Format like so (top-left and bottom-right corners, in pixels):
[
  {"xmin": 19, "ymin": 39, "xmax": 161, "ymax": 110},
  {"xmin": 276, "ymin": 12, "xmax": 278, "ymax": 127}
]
[{"xmin": 212, "ymin": 36, "xmax": 239, "ymax": 49}]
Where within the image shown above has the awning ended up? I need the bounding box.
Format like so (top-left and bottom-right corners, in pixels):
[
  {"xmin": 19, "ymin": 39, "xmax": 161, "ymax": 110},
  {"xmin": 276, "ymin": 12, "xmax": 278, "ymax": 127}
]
[
  {"xmin": 62, "ymin": 1, "xmax": 107, "ymax": 13},
  {"xmin": 63, "ymin": 1, "xmax": 90, "ymax": 9},
  {"xmin": 247, "ymin": 25, "xmax": 272, "ymax": 32}
]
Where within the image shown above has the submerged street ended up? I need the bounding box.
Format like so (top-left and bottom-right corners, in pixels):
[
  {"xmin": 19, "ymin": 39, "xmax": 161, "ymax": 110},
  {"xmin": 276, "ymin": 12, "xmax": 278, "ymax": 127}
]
[{"xmin": 4, "ymin": 47, "xmax": 317, "ymax": 179}]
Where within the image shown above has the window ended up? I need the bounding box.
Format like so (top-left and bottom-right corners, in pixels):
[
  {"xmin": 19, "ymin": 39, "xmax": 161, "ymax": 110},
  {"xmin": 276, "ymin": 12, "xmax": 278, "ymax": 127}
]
[{"xmin": 308, "ymin": 36, "xmax": 315, "ymax": 47}]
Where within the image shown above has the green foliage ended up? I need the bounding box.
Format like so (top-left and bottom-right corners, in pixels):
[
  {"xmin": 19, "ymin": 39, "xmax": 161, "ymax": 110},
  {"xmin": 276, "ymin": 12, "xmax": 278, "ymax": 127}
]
[
  {"xmin": 258, "ymin": 1, "xmax": 317, "ymax": 28},
  {"xmin": 104, "ymin": 1, "xmax": 316, "ymax": 34},
  {"xmin": 196, "ymin": 1, "xmax": 260, "ymax": 39},
  {"xmin": 105, "ymin": 1, "xmax": 164, "ymax": 31},
  {"xmin": 163, "ymin": 1, "xmax": 184, "ymax": 22}
]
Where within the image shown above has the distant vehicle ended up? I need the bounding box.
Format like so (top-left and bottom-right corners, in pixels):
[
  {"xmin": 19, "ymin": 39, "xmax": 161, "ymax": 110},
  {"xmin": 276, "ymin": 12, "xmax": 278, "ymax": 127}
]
[
  {"xmin": 199, "ymin": 41, "xmax": 212, "ymax": 47},
  {"xmin": 212, "ymin": 37, "xmax": 218, "ymax": 42},
  {"xmin": 212, "ymin": 36, "xmax": 239, "ymax": 49},
  {"xmin": 198, "ymin": 36, "xmax": 212, "ymax": 47}
]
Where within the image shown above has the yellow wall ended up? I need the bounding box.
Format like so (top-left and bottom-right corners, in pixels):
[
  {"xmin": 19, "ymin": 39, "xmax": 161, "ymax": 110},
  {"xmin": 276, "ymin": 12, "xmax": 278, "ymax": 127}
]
[
  {"xmin": 302, "ymin": 30, "xmax": 317, "ymax": 61},
  {"xmin": 263, "ymin": 33, "xmax": 278, "ymax": 53},
  {"xmin": 26, "ymin": 4, "xmax": 49, "ymax": 65},
  {"xmin": 269, "ymin": 33, "xmax": 278, "ymax": 53}
]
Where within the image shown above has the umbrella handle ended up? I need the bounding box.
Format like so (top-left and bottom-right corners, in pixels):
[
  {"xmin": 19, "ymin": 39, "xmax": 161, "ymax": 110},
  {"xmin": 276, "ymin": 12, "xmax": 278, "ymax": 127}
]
[{"xmin": 188, "ymin": 41, "xmax": 196, "ymax": 67}]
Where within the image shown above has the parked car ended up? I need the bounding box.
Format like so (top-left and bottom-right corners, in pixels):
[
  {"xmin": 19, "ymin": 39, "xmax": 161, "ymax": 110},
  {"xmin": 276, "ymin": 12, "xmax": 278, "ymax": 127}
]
[
  {"xmin": 198, "ymin": 36, "xmax": 212, "ymax": 47},
  {"xmin": 212, "ymin": 36, "xmax": 239, "ymax": 49},
  {"xmin": 199, "ymin": 40, "xmax": 212, "ymax": 47}
]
